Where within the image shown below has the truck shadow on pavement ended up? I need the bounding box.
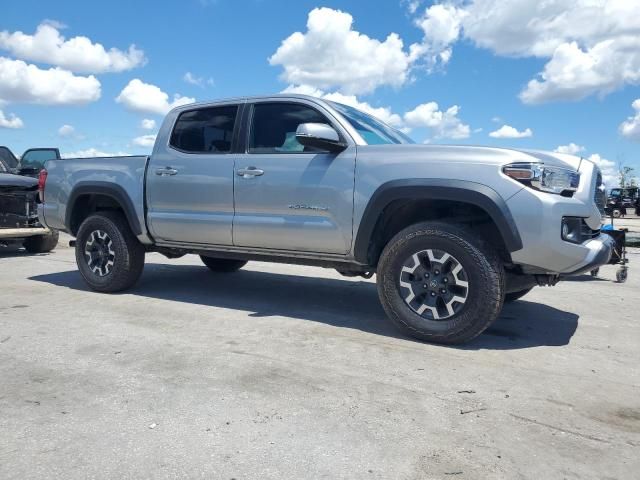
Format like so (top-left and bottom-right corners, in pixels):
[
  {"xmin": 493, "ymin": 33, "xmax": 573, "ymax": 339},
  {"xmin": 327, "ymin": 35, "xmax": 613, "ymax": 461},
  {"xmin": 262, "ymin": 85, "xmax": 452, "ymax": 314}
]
[{"xmin": 29, "ymin": 262, "xmax": 579, "ymax": 350}]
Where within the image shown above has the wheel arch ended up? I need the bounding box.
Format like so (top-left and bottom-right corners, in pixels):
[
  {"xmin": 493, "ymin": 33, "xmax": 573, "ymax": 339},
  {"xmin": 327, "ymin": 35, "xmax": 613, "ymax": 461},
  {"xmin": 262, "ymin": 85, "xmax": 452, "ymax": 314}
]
[
  {"xmin": 353, "ymin": 179, "xmax": 523, "ymax": 266},
  {"xmin": 66, "ymin": 182, "xmax": 142, "ymax": 237}
]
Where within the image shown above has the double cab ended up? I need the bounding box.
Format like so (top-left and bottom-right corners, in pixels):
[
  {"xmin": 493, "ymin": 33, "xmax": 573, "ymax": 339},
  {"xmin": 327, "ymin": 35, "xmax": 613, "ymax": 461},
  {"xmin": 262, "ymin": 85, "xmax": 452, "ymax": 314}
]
[{"xmin": 38, "ymin": 94, "xmax": 612, "ymax": 343}]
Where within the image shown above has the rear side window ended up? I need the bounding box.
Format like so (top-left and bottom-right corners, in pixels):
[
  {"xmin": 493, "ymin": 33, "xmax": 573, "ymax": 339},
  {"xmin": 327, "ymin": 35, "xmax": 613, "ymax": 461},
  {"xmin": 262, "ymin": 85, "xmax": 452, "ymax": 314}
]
[
  {"xmin": 249, "ymin": 103, "xmax": 331, "ymax": 154},
  {"xmin": 170, "ymin": 105, "xmax": 238, "ymax": 153}
]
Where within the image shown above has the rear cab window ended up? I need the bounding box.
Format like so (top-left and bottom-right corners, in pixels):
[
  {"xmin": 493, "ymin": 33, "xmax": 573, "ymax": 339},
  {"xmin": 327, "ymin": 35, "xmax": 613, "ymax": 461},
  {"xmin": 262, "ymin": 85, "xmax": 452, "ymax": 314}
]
[{"xmin": 170, "ymin": 105, "xmax": 238, "ymax": 154}]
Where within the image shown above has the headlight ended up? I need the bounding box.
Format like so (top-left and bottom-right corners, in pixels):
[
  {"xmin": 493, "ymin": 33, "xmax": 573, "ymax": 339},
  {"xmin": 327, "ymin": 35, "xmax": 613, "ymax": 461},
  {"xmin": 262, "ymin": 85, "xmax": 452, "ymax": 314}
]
[{"xmin": 503, "ymin": 163, "xmax": 580, "ymax": 195}]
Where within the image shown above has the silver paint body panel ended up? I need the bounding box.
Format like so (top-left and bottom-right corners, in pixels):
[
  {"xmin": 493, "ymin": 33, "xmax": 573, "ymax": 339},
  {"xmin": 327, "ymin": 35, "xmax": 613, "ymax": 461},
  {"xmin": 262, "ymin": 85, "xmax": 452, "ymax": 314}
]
[{"xmin": 40, "ymin": 94, "xmax": 609, "ymax": 274}]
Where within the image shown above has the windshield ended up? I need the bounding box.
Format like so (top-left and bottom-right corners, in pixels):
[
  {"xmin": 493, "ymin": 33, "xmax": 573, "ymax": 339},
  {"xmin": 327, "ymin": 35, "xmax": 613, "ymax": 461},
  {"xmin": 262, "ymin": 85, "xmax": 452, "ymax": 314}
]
[{"xmin": 329, "ymin": 102, "xmax": 414, "ymax": 145}]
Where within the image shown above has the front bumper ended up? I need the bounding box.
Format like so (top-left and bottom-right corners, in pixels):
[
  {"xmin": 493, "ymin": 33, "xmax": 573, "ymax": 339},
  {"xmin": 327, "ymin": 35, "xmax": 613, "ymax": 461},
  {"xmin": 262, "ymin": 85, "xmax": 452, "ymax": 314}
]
[
  {"xmin": 505, "ymin": 157, "xmax": 611, "ymax": 274},
  {"xmin": 559, "ymin": 233, "xmax": 614, "ymax": 276}
]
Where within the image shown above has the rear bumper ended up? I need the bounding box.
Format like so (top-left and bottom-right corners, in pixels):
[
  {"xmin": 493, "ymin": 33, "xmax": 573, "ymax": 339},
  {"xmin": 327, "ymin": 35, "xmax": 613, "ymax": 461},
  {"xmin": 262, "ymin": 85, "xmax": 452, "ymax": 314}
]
[{"xmin": 0, "ymin": 227, "xmax": 51, "ymax": 239}]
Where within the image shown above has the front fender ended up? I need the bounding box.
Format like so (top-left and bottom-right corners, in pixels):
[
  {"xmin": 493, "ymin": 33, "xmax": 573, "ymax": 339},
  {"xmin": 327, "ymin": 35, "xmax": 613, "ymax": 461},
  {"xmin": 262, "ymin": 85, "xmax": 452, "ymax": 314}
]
[{"xmin": 352, "ymin": 179, "xmax": 523, "ymax": 264}]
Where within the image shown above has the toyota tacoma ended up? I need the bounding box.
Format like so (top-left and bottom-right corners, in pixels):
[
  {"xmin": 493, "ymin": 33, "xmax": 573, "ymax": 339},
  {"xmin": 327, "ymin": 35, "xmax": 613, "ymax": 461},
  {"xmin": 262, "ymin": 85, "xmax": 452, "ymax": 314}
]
[{"xmin": 38, "ymin": 94, "xmax": 612, "ymax": 343}]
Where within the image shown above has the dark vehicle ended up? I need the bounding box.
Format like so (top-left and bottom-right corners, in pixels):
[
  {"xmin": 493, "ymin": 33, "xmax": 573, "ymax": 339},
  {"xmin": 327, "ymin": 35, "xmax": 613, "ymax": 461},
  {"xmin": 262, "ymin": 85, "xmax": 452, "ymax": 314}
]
[
  {"xmin": 606, "ymin": 187, "xmax": 639, "ymax": 217},
  {"xmin": 0, "ymin": 146, "xmax": 60, "ymax": 177},
  {"xmin": 0, "ymin": 149, "xmax": 59, "ymax": 252}
]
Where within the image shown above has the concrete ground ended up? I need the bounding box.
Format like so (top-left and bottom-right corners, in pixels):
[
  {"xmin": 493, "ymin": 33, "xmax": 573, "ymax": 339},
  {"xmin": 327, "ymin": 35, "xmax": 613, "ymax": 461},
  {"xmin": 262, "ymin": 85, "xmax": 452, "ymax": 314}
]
[{"xmin": 1, "ymin": 235, "xmax": 639, "ymax": 479}]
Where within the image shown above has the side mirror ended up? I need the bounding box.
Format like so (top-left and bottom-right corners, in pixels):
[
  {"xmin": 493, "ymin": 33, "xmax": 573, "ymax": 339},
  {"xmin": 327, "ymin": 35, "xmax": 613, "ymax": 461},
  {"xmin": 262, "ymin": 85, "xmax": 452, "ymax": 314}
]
[{"xmin": 296, "ymin": 123, "xmax": 347, "ymax": 153}]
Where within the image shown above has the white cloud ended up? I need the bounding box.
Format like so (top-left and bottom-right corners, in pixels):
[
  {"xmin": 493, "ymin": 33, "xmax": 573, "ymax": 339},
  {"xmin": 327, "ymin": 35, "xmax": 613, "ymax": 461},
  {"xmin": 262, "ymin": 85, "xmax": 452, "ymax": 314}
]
[
  {"xmin": 132, "ymin": 134, "xmax": 157, "ymax": 148},
  {"xmin": 411, "ymin": 3, "xmax": 467, "ymax": 69},
  {"xmin": 0, "ymin": 109, "xmax": 23, "ymax": 128},
  {"xmin": 520, "ymin": 38, "xmax": 640, "ymax": 104},
  {"xmin": 0, "ymin": 22, "xmax": 145, "ymax": 73},
  {"xmin": 587, "ymin": 153, "xmax": 617, "ymax": 186},
  {"xmin": 404, "ymin": 102, "xmax": 471, "ymax": 139},
  {"xmin": 62, "ymin": 148, "xmax": 130, "ymax": 159},
  {"xmin": 619, "ymin": 98, "xmax": 640, "ymax": 142},
  {"xmin": 0, "ymin": 57, "xmax": 100, "ymax": 105},
  {"xmin": 410, "ymin": 0, "xmax": 640, "ymax": 103},
  {"xmin": 140, "ymin": 118, "xmax": 156, "ymax": 130},
  {"xmin": 406, "ymin": 1, "xmax": 423, "ymax": 15},
  {"xmin": 554, "ymin": 143, "xmax": 585, "ymax": 155},
  {"xmin": 489, "ymin": 124, "xmax": 533, "ymax": 139},
  {"xmin": 116, "ymin": 79, "xmax": 195, "ymax": 115},
  {"xmin": 270, "ymin": 7, "xmax": 414, "ymax": 95},
  {"xmin": 58, "ymin": 124, "xmax": 75, "ymax": 137},
  {"xmin": 183, "ymin": 72, "xmax": 214, "ymax": 87}
]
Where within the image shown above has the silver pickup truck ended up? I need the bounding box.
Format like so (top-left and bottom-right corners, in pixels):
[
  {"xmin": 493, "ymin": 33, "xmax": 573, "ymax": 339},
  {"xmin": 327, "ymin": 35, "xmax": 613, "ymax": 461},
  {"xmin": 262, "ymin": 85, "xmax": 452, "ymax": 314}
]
[{"xmin": 39, "ymin": 94, "xmax": 612, "ymax": 344}]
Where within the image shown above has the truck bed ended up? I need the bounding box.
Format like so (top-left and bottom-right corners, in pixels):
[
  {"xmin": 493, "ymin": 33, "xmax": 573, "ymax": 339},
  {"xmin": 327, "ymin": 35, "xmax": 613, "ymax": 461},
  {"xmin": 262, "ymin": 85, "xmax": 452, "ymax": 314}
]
[{"xmin": 40, "ymin": 156, "xmax": 150, "ymax": 241}]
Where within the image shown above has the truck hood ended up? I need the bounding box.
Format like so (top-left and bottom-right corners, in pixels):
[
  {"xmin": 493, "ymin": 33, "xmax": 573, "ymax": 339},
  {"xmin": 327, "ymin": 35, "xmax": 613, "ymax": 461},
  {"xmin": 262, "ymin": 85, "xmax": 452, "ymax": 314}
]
[
  {"xmin": 361, "ymin": 144, "xmax": 584, "ymax": 171},
  {"xmin": 0, "ymin": 173, "xmax": 39, "ymax": 190}
]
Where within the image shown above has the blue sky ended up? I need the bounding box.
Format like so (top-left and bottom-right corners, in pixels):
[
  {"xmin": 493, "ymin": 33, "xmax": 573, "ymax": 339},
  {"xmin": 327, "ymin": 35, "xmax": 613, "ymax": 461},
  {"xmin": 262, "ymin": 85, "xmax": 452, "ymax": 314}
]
[{"xmin": 1, "ymin": 0, "xmax": 639, "ymax": 184}]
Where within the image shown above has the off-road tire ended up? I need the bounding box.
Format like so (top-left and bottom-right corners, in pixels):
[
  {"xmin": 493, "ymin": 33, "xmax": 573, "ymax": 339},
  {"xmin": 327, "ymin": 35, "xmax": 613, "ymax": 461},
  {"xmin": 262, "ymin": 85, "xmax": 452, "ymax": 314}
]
[
  {"xmin": 23, "ymin": 230, "xmax": 59, "ymax": 253},
  {"xmin": 200, "ymin": 256, "xmax": 247, "ymax": 272},
  {"xmin": 75, "ymin": 211, "xmax": 145, "ymax": 292},
  {"xmin": 377, "ymin": 222, "xmax": 505, "ymax": 344},
  {"xmin": 504, "ymin": 287, "xmax": 533, "ymax": 303}
]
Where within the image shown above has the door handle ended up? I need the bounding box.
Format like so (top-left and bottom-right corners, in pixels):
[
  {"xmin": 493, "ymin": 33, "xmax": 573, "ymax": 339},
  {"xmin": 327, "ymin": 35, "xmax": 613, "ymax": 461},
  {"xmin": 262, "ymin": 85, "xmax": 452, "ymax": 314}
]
[
  {"xmin": 237, "ymin": 167, "xmax": 264, "ymax": 178},
  {"xmin": 155, "ymin": 167, "xmax": 178, "ymax": 176}
]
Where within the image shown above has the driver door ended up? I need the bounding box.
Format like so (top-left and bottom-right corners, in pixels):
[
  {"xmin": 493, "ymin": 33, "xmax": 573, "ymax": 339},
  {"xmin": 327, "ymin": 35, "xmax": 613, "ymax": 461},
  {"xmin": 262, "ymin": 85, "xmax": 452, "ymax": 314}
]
[{"xmin": 232, "ymin": 101, "xmax": 356, "ymax": 254}]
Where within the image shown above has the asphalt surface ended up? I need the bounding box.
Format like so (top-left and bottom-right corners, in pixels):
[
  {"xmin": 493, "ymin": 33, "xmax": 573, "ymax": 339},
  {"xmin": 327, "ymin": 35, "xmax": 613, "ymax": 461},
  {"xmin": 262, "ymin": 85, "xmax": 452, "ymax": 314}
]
[{"xmin": 1, "ymin": 236, "xmax": 639, "ymax": 479}]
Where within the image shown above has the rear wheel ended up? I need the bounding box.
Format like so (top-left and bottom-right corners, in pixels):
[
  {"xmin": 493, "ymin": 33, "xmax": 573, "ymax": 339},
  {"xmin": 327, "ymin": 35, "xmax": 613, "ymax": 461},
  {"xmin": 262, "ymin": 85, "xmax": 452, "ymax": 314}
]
[
  {"xmin": 377, "ymin": 222, "xmax": 504, "ymax": 344},
  {"xmin": 23, "ymin": 230, "xmax": 59, "ymax": 253},
  {"xmin": 75, "ymin": 211, "xmax": 145, "ymax": 292},
  {"xmin": 504, "ymin": 287, "xmax": 533, "ymax": 303},
  {"xmin": 200, "ymin": 256, "xmax": 247, "ymax": 272}
]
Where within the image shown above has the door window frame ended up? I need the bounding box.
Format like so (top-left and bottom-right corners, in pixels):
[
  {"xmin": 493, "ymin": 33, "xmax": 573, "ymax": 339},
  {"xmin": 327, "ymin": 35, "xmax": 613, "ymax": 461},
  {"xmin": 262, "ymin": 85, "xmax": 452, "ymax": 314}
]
[{"xmin": 242, "ymin": 100, "xmax": 348, "ymax": 155}]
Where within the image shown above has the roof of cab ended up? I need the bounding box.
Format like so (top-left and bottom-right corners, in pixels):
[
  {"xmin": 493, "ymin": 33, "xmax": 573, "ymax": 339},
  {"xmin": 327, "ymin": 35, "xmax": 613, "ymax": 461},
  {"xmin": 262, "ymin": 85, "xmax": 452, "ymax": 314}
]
[{"xmin": 169, "ymin": 94, "xmax": 331, "ymax": 113}]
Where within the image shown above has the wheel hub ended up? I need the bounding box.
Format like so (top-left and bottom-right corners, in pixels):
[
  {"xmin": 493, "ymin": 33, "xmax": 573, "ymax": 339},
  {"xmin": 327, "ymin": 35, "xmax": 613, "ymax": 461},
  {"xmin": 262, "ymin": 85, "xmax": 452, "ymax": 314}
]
[
  {"xmin": 398, "ymin": 249, "xmax": 469, "ymax": 320},
  {"xmin": 84, "ymin": 230, "xmax": 115, "ymax": 277}
]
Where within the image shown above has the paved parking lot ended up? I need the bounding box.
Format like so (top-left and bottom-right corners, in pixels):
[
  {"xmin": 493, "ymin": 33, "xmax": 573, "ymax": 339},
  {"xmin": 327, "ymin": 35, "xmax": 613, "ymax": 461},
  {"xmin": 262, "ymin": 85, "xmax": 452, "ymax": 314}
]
[{"xmin": 1, "ymin": 238, "xmax": 639, "ymax": 479}]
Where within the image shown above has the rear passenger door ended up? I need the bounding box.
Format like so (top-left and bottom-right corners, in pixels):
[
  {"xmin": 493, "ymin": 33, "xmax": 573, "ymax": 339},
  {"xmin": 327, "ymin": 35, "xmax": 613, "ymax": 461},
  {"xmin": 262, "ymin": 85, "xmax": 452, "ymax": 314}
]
[
  {"xmin": 146, "ymin": 104, "xmax": 240, "ymax": 245},
  {"xmin": 232, "ymin": 101, "xmax": 356, "ymax": 254}
]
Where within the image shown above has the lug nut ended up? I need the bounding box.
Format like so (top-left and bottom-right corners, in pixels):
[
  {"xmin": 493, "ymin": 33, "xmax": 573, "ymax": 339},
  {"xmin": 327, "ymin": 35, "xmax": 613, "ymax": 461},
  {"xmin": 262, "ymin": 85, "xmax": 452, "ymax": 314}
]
[
  {"xmin": 441, "ymin": 289, "xmax": 447, "ymax": 294},
  {"xmin": 434, "ymin": 270, "xmax": 440, "ymax": 275},
  {"xmin": 423, "ymin": 284, "xmax": 428, "ymax": 288},
  {"xmin": 443, "ymin": 278, "xmax": 448, "ymax": 283},
  {"xmin": 431, "ymin": 292, "xmax": 436, "ymax": 297}
]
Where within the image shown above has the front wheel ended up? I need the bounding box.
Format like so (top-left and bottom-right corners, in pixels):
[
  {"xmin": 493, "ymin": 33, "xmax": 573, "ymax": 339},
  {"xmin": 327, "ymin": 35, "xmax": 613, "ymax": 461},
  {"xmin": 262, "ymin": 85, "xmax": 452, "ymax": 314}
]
[
  {"xmin": 75, "ymin": 211, "xmax": 145, "ymax": 292},
  {"xmin": 377, "ymin": 222, "xmax": 504, "ymax": 344}
]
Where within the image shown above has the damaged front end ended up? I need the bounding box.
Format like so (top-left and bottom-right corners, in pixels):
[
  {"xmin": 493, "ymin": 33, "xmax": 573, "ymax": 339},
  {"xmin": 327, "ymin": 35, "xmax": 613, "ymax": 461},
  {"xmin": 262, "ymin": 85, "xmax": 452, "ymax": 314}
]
[{"xmin": 0, "ymin": 174, "xmax": 44, "ymax": 243}]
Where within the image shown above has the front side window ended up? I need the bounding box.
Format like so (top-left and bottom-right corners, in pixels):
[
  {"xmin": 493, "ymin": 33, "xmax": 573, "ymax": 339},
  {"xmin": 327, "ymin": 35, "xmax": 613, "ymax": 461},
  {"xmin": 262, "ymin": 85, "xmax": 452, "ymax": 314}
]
[
  {"xmin": 249, "ymin": 103, "xmax": 331, "ymax": 154},
  {"xmin": 170, "ymin": 105, "xmax": 238, "ymax": 153}
]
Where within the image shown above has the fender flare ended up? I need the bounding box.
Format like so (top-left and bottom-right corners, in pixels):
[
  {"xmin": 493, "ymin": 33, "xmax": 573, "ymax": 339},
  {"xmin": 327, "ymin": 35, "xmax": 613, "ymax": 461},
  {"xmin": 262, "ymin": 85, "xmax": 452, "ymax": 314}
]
[
  {"xmin": 353, "ymin": 179, "xmax": 523, "ymax": 264},
  {"xmin": 65, "ymin": 182, "xmax": 142, "ymax": 236}
]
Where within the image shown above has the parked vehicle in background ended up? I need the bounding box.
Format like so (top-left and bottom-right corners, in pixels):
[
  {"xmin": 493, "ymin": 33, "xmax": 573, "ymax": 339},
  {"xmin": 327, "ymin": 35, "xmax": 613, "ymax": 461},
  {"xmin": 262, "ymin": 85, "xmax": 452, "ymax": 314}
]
[
  {"xmin": 38, "ymin": 94, "xmax": 613, "ymax": 344},
  {"xmin": 0, "ymin": 146, "xmax": 60, "ymax": 177},
  {"xmin": 0, "ymin": 160, "xmax": 58, "ymax": 253},
  {"xmin": 606, "ymin": 186, "xmax": 639, "ymax": 217}
]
